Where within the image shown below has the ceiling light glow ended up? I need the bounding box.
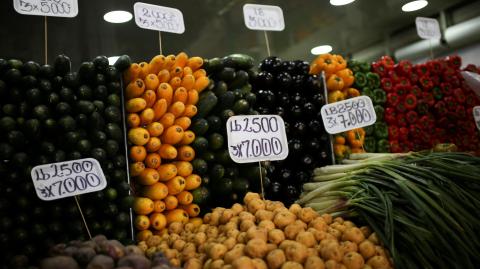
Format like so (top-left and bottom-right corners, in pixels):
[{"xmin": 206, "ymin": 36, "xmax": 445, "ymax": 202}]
[
  {"xmin": 104, "ymin": 10, "xmax": 132, "ymax": 23},
  {"xmin": 402, "ymin": 0, "xmax": 428, "ymax": 12},
  {"xmin": 108, "ymin": 56, "xmax": 120, "ymax": 65},
  {"xmin": 311, "ymin": 45, "xmax": 333, "ymax": 55},
  {"xmin": 330, "ymin": 0, "xmax": 356, "ymax": 6}
]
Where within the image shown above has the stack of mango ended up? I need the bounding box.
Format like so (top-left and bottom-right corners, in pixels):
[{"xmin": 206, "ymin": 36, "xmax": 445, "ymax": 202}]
[
  {"xmin": 123, "ymin": 53, "xmax": 209, "ymax": 240},
  {"xmin": 310, "ymin": 54, "xmax": 366, "ymax": 161}
]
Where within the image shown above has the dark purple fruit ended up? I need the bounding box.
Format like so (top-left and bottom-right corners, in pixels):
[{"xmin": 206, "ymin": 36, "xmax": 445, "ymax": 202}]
[
  {"xmin": 277, "ymin": 92, "xmax": 290, "ymax": 107},
  {"xmin": 289, "ymin": 139, "xmax": 303, "ymax": 155},
  {"xmin": 293, "ymin": 121, "xmax": 307, "ymax": 137},
  {"xmin": 308, "ymin": 119, "xmax": 323, "ymax": 134},
  {"xmin": 303, "ymin": 102, "xmax": 316, "ymax": 117},
  {"xmin": 280, "ymin": 61, "xmax": 295, "ymax": 73},
  {"xmin": 275, "ymin": 72, "xmax": 292, "ymax": 90},
  {"xmin": 312, "ymin": 93, "xmax": 325, "ymax": 106},
  {"xmin": 255, "ymin": 71, "xmax": 274, "ymax": 88},
  {"xmin": 290, "ymin": 105, "xmax": 302, "ymax": 118},
  {"xmin": 307, "ymin": 74, "xmax": 322, "ymax": 91},
  {"xmin": 259, "ymin": 56, "xmax": 282, "ymax": 73},
  {"xmin": 279, "ymin": 168, "xmax": 292, "ymax": 182},
  {"xmin": 294, "ymin": 60, "xmax": 310, "ymax": 75},
  {"xmin": 275, "ymin": 106, "xmax": 285, "ymax": 117}
]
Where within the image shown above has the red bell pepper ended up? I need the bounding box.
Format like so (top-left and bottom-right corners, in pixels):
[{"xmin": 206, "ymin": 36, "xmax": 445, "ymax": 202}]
[
  {"xmin": 444, "ymin": 96, "xmax": 457, "ymax": 110},
  {"xmin": 432, "ymin": 86, "xmax": 443, "ymax": 100},
  {"xmin": 431, "ymin": 74, "xmax": 440, "ymax": 85},
  {"xmin": 388, "ymin": 125, "xmax": 399, "ymax": 140},
  {"xmin": 450, "ymin": 77, "xmax": 461, "ymax": 88},
  {"xmin": 416, "ymin": 99, "xmax": 429, "ymax": 115},
  {"xmin": 419, "ymin": 115, "xmax": 431, "ymax": 130},
  {"xmin": 398, "ymin": 77, "xmax": 411, "ymax": 88},
  {"xmin": 422, "ymin": 92, "xmax": 435, "ymax": 106},
  {"xmin": 416, "ymin": 64, "xmax": 430, "ymax": 77},
  {"xmin": 406, "ymin": 110, "xmax": 418, "ymax": 124},
  {"xmin": 404, "ymin": 94, "xmax": 417, "ymax": 110},
  {"xmin": 381, "ymin": 78, "xmax": 393, "ymax": 92},
  {"xmin": 440, "ymin": 82, "xmax": 452, "ymax": 96},
  {"xmin": 419, "ymin": 76, "xmax": 434, "ymax": 90},
  {"xmin": 434, "ymin": 100, "xmax": 447, "ymax": 116},
  {"xmin": 397, "ymin": 113, "xmax": 407, "ymax": 127},
  {"xmin": 409, "ymin": 72, "xmax": 419, "ymax": 84},
  {"xmin": 464, "ymin": 64, "xmax": 479, "ymax": 73},
  {"xmin": 455, "ymin": 105, "xmax": 466, "ymax": 118},
  {"xmin": 399, "ymin": 127, "xmax": 409, "ymax": 142},
  {"xmin": 388, "ymin": 70, "xmax": 400, "ymax": 83},
  {"xmin": 442, "ymin": 67, "xmax": 457, "ymax": 82},
  {"xmin": 396, "ymin": 102, "xmax": 407, "ymax": 113},
  {"xmin": 385, "ymin": 107, "xmax": 397, "ymax": 125},
  {"xmin": 381, "ymin": 56, "xmax": 395, "ymax": 68},
  {"xmin": 409, "ymin": 124, "xmax": 422, "ymax": 137},
  {"xmin": 428, "ymin": 60, "xmax": 442, "ymax": 74},
  {"xmin": 394, "ymin": 84, "xmax": 409, "ymax": 96},
  {"xmin": 396, "ymin": 60, "xmax": 413, "ymax": 76},
  {"xmin": 446, "ymin": 55, "xmax": 462, "ymax": 69},
  {"xmin": 453, "ymin": 88, "xmax": 465, "ymax": 104},
  {"xmin": 387, "ymin": 93, "xmax": 400, "ymax": 107},
  {"xmin": 410, "ymin": 85, "xmax": 422, "ymax": 98},
  {"xmin": 389, "ymin": 140, "xmax": 402, "ymax": 153},
  {"xmin": 372, "ymin": 62, "xmax": 388, "ymax": 77}
]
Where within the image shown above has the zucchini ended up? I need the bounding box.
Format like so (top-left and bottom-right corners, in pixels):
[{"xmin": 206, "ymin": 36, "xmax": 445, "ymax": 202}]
[
  {"xmin": 229, "ymin": 70, "xmax": 249, "ymax": 89},
  {"xmin": 195, "ymin": 90, "xmax": 218, "ymax": 119},
  {"xmin": 218, "ymin": 67, "xmax": 236, "ymax": 82},
  {"xmin": 222, "ymin": 54, "xmax": 255, "ymax": 70},
  {"xmin": 203, "ymin": 57, "xmax": 223, "ymax": 73},
  {"xmin": 213, "ymin": 81, "xmax": 228, "ymax": 96},
  {"xmin": 217, "ymin": 91, "xmax": 235, "ymax": 110}
]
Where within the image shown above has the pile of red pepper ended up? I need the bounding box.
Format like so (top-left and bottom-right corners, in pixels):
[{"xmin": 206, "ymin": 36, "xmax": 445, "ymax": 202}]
[{"xmin": 372, "ymin": 55, "xmax": 480, "ymax": 152}]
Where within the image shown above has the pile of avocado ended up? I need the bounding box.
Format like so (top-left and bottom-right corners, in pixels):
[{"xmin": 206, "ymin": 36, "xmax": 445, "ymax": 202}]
[
  {"xmin": 189, "ymin": 54, "xmax": 266, "ymax": 210},
  {"xmin": 0, "ymin": 54, "xmax": 133, "ymax": 266}
]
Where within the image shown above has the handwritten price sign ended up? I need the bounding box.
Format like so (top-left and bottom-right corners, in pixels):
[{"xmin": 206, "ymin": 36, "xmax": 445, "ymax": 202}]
[
  {"xmin": 321, "ymin": 96, "xmax": 377, "ymax": 134},
  {"xmin": 243, "ymin": 4, "xmax": 285, "ymax": 31},
  {"xmin": 13, "ymin": 0, "xmax": 78, "ymax": 17},
  {"xmin": 31, "ymin": 158, "xmax": 107, "ymax": 201},
  {"xmin": 227, "ymin": 115, "xmax": 288, "ymax": 163},
  {"xmin": 473, "ymin": 106, "xmax": 480, "ymax": 131},
  {"xmin": 416, "ymin": 17, "xmax": 441, "ymax": 40},
  {"xmin": 134, "ymin": 2, "xmax": 185, "ymax": 34}
]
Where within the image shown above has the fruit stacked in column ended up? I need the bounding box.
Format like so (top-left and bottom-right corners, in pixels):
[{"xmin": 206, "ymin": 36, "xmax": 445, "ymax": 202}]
[
  {"xmin": 124, "ymin": 53, "xmax": 209, "ymax": 239},
  {"xmin": 310, "ymin": 54, "xmax": 366, "ymax": 161}
]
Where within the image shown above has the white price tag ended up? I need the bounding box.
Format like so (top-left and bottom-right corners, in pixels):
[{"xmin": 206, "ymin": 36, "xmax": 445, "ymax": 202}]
[
  {"xmin": 134, "ymin": 2, "xmax": 185, "ymax": 34},
  {"xmin": 243, "ymin": 4, "xmax": 285, "ymax": 31},
  {"xmin": 31, "ymin": 158, "xmax": 107, "ymax": 201},
  {"xmin": 321, "ymin": 96, "xmax": 377, "ymax": 134},
  {"xmin": 227, "ymin": 115, "xmax": 288, "ymax": 163},
  {"xmin": 415, "ymin": 17, "xmax": 441, "ymax": 40},
  {"xmin": 13, "ymin": 0, "xmax": 78, "ymax": 18},
  {"xmin": 473, "ymin": 106, "xmax": 480, "ymax": 131}
]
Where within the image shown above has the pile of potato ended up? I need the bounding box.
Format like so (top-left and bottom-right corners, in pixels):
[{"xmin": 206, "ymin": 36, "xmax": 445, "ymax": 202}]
[{"xmin": 138, "ymin": 193, "xmax": 393, "ymax": 269}]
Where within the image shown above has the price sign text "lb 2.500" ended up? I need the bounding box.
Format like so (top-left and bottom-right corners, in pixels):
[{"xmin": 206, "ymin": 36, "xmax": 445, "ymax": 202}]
[
  {"xmin": 321, "ymin": 96, "xmax": 377, "ymax": 134},
  {"xmin": 13, "ymin": 0, "xmax": 78, "ymax": 17},
  {"xmin": 227, "ymin": 115, "xmax": 288, "ymax": 163},
  {"xmin": 134, "ymin": 2, "xmax": 185, "ymax": 34},
  {"xmin": 243, "ymin": 4, "xmax": 285, "ymax": 31},
  {"xmin": 31, "ymin": 158, "xmax": 107, "ymax": 201}
]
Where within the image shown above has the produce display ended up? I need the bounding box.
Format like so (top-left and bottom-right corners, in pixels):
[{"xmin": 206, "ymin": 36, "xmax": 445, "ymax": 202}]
[
  {"xmin": 299, "ymin": 151, "xmax": 480, "ymax": 268},
  {"xmin": 0, "ymin": 54, "xmax": 132, "ymax": 265},
  {"xmin": 371, "ymin": 55, "xmax": 480, "ymax": 152},
  {"xmin": 309, "ymin": 53, "xmax": 367, "ymax": 161},
  {"xmin": 347, "ymin": 60, "xmax": 389, "ymax": 153},
  {"xmin": 252, "ymin": 56, "xmax": 331, "ymax": 204},
  {"xmin": 123, "ymin": 52, "xmax": 209, "ymax": 238},
  {"xmin": 191, "ymin": 53, "xmax": 261, "ymax": 209},
  {"xmin": 136, "ymin": 192, "xmax": 393, "ymax": 269}
]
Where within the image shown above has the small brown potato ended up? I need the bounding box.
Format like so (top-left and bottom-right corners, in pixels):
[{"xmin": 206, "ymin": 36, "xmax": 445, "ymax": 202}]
[
  {"xmin": 340, "ymin": 241, "xmax": 358, "ymax": 253},
  {"xmin": 274, "ymin": 210, "xmax": 297, "ymax": 229},
  {"xmin": 368, "ymin": 233, "xmax": 379, "ymax": 245},
  {"xmin": 358, "ymin": 240, "xmax": 375, "ymax": 259},
  {"xmin": 224, "ymin": 244, "xmax": 245, "ymax": 264},
  {"xmin": 184, "ymin": 222, "xmax": 196, "ymax": 232},
  {"xmin": 333, "ymin": 217, "xmax": 344, "ymax": 224},
  {"xmin": 208, "ymin": 243, "xmax": 228, "ymax": 260},
  {"xmin": 172, "ymin": 239, "xmax": 186, "ymax": 251},
  {"xmin": 285, "ymin": 242, "xmax": 308, "ymax": 264},
  {"xmin": 210, "ymin": 211, "xmax": 221, "ymax": 226},
  {"xmin": 297, "ymin": 207, "xmax": 318, "ymax": 223},
  {"xmin": 294, "ymin": 220, "xmax": 308, "ymax": 230},
  {"xmin": 164, "ymin": 248, "xmax": 179, "ymax": 259},
  {"xmin": 232, "ymin": 256, "xmax": 255, "ymax": 269},
  {"xmin": 252, "ymin": 258, "xmax": 268, "ymax": 269},
  {"xmin": 284, "ymin": 223, "xmax": 305, "ymax": 240},
  {"xmin": 266, "ymin": 243, "xmax": 277, "ymax": 252},
  {"xmin": 305, "ymin": 256, "xmax": 325, "ymax": 269},
  {"xmin": 184, "ymin": 258, "xmax": 202, "ymax": 269},
  {"xmin": 244, "ymin": 192, "xmax": 261, "ymax": 204},
  {"xmin": 240, "ymin": 220, "xmax": 256, "ymax": 232},
  {"xmin": 194, "ymin": 232, "xmax": 207, "ymax": 246},
  {"xmin": 146, "ymin": 235, "xmax": 162, "ymax": 248},
  {"xmin": 343, "ymin": 251, "xmax": 365, "ymax": 269},
  {"xmin": 138, "ymin": 242, "xmax": 148, "ymax": 252},
  {"xmin": 306, "ymin": 248, "xmax": 318, "ymax": 257},
  {"xmin": 220, "ymin": 209, "xmax": 234, "ymax": 224},
  {"xmin": 342, "ymin": 227, "xmax": 365, "ymax": 244},
  {"xmin": 230, "ymin": 216, "xmax": 240, "ymax": 224},
  {"xmin": 246, "ymin": 227, "xmax": 268, "ymax": 242},
  {"xmin": 146, "ymin": 247, "xmax": 157, "ymax": 259},
  {"xmin": 366, "ymin": 256, "xmax": 390, "ymax": 269},
  {"xmin": 203, "ymin": 213, "xmax": 212, "ymax": 224},
  {"xmin": 237, "ymin": 232, "xmax": 247, "ymax": 244},
  {"xmin": 268, "ymin": 229, "xmax": 286, "ymax": 245},
  {"xmin": 279, "ymin": 240, "xmax": 296, "ymax": 250},
  {"xmin": 320, "ymin": 240, "xmax": 344, "ymax": 262},
  {"xmin": 217, "ymin": 236, "xmax": 227, "ymax": 243},
  {"xmin": 325, "ymin": 259, "xmax": 339, "ymax": 269},
  {"xmin": 226, "ymin": 229, "xmax": 240, "ymax": 239},
  {"xmin": 288, "ymin": 203, "xmax": 302, "ymax": 215},
  {"xmin": 307, "ymin": 228, "xmax": 326, "ymax": 242},
  {"xmin": 206, "ymin": 226, "xmax": 219, "ymax": 239},
  {"xmin": 187, "ymin": 233, "xmax": 196, "ymax": 243},
  {"xmin": 321, "ymin": 214, "xmax": 333, "ymax": 224},
  {"xmin": 222, "ymin": 265, "xmax": 233, "ymax": 269},
  {"xmin": 231, "ymin": 203, "xmax": 244, "ymax": 215},
  {"xmin": 247, "ymin": 198, "xmax": 266, "ymax": 214},
  {"xmin": 210, "ymin": 259, "xmax": 225, "ymax": 269},
  {"xmin": 264, "ymin": 200, "xmax": 276, "ymax": 211},
  {"xmin": 224, "ymin": 221, "xmax": 238, "ymax": 232},
  {"xmin": 168, "ymin": 234, "xmax": 181, "ymax": 246},
  {"xmin": 239, "ymin": 212, "xmax": 256, "ymax": 222},
  {"xmin": 255, "ymin": 209, "xmax": 274, "ymax": 222},
  {"xmin": 281, "ymin": 261, "xmax": 303, "ymax": 269},
  {"xmin": 296, "ymin": 231, "xmax": 316, "ymax": 248},
  {"xmin": 330, "ymin": 222, "xmax": 347, "ymax": 233},
  {"xmin": 374, "ymin": 246, "xmax": 387, "ymax": 258},
  {"xmin": 198, "ymin": 224, "xmax": 209, "ymax": 233},
  {"xmin": 198, "ymin": 244, "xmax": 206, "ymax": 253},
  {"xmin": 327, "ymin": 227, "xmax": 342, "ymax": 240},
  {"xmin": 156, "ymin": 242, "xmax": 169, "ymax": 252},
  {"xmin": 169, "ymin": 222, "xmax": 184, "ymax": 234},
  {"xmin": 359, "ymin": 226, "xmax": 372, "ymax": 238},
  {"xmin": 309, "ymin": 217, "xmax": 328, "ymax": 232},
  {"xmin": 258, "ymin": 220, "xmax": 275, "ymax": 231},
  {"xmin": 343, "ymin": 221, "xmax": 355, "ymax": 228},
  {"xmin": 223, "ymin": 237, "xmax": 236, "ymax": 250},
  {"xmin": 182, "ymin": 243, "xmax": 197, "ymax": 259},
  {"xmin": 245, "ymin": 238, "xmax": 268, "ymax": 258},
  {"xmin": 170, "ymin": 258, "xmax": 180, "ymax": 267},
  {"xmin": 266, "ymin": 249, "xmax": 286, "ymax": 269}
]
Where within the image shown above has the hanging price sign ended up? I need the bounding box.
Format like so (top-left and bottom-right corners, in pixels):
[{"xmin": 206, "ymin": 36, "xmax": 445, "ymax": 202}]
[
  {"xmin": 227, "ymin": 115, "xmax": 288, "ymax": 163},
  {"xmin": 321, "ymin": 96, "xmax": 377, "ymax": 134},
  {"xmin": 473, "ymin": 106, "xmax": 480, "ymax": 131},
  {"xmin": 415, "ymin": 17, "xmax": 441, "ymax": 40},
  {"xmin": 13, "ymin": 0, "xmax": 78, "ymax": 17},
  {"xmin": 134, "ymin": 2, "xmax": 185, "ymax": 34},
  {"xmin": 243, "ymin": 4, "xmax": 284, "ymax": 31},
  {"xmin": 31, "ymin": 158, "xmax": 107, "ymax": 201}
]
